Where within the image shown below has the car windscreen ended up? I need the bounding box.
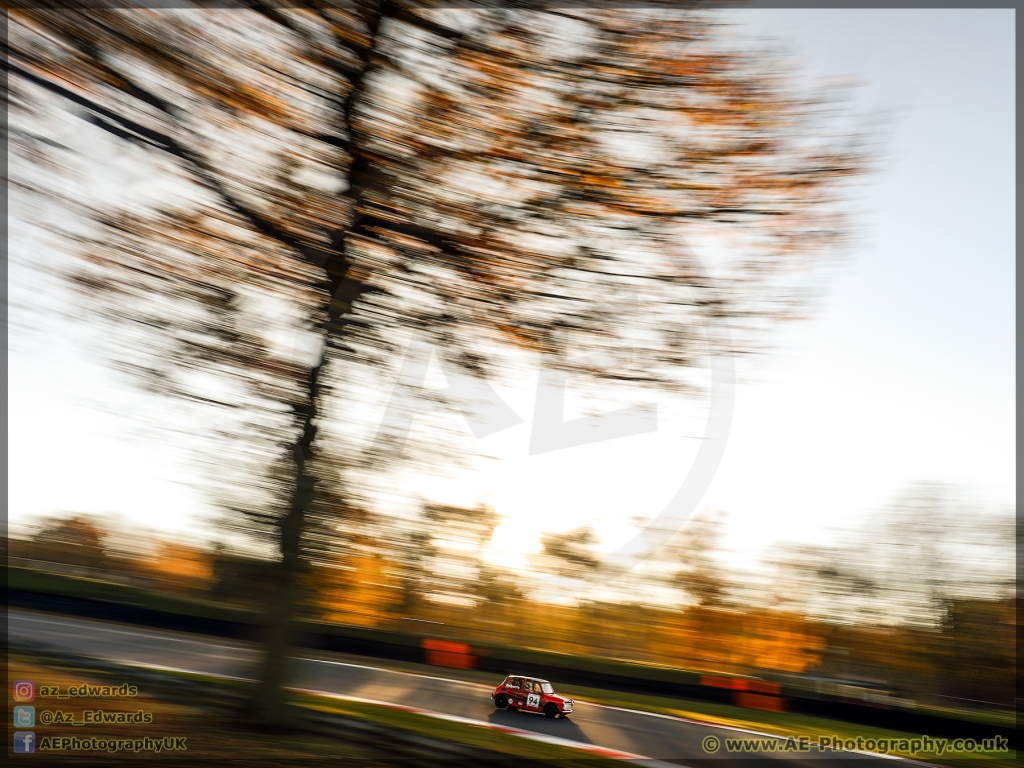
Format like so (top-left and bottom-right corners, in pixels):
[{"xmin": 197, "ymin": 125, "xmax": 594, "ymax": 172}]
[{"xmin": 540, "ymin": 683, "xmax": 553, "ymax": 694}]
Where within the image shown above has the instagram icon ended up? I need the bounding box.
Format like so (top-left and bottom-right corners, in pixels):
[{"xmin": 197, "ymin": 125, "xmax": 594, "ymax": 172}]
[{"xmin": 13, "ymin": 681, "xmax": 34, "ymax": 702}]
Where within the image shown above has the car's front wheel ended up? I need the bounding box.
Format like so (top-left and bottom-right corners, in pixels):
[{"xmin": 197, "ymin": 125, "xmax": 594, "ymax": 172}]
[
  {"xmin": 543, "ymin": 704, "xmax": 559, "ymax": 718},
  {"xmin": 494, "ymin": 695, "xmax": 508, "ymax": 709}
]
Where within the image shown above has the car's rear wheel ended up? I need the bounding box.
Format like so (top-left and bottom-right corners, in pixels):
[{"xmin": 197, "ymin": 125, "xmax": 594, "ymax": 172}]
[
  {"xmin": 543, "ymin": 704, "xmax": 559, "ymax": 718},
  {"xmin": 494, "ymin": 695, "xmax": 508, "ymax": 709}
]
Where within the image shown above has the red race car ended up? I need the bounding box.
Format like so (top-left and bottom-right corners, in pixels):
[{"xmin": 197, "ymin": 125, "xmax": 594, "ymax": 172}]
[{"xmin": 491, "ymin": 675, "xmax": 574, "ymax": 718}]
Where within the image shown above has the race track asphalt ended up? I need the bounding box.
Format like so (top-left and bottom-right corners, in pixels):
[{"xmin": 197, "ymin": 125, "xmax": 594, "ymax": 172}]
[{"xmin": 10, "ymin": 609, "xmax": 916, "ymax": 767}]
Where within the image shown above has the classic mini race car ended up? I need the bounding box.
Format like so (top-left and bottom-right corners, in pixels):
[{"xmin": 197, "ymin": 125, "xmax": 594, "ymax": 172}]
[{"xmin": 491, "ymin": 675, "xmax": 574, "ymax": 718}]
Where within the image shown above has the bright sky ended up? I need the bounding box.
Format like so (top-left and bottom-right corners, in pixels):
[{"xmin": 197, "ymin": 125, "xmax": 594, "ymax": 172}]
[{"xmin": 8, "ymin": 10, "xmax": 1015, "ymax": 573}]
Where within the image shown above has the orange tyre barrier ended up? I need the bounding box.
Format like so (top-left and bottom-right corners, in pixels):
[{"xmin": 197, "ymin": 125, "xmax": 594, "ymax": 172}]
[{"xmin": 421, "ymin": 638, "xmax": 475, "ymax": 669}]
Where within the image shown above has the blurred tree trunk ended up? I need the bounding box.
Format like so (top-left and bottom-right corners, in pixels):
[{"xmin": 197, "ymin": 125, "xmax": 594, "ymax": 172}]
[
  {"xmin": 254, "ymin": 1, "xmax": 390, "ymax": 724},
  {"xmin": 256, "ymin": 363, "xmax": 324, "ymax": 722}
]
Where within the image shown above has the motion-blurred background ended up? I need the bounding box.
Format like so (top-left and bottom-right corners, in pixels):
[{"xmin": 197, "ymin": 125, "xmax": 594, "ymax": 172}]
[{"xmin": 6, "ymin": 1, "xmax": 1015, "ymax": 750}]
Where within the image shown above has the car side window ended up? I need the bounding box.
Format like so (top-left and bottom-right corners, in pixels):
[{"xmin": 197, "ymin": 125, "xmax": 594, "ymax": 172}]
[{"xmin": 508, "ymin": 678, "xmax": 521, "ymax": 690}]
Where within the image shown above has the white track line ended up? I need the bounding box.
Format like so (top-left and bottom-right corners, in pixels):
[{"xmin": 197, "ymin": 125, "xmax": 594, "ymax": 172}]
[
  {"xmin": 293, "ymin": 656, "xmax": 491, "ymax": 689},
  {"xmin": 11, "ymin": 613, "xmax": 250, "ymax": 654},
  {"xmin": 119, "ymin": 661, "xmax": 257, "ymax": 683}
]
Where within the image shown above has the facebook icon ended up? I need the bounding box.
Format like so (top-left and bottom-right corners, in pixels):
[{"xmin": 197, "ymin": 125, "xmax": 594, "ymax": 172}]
[{"xmin": 13, "ymin": 732, "xmax": 35, "ymax": 754}]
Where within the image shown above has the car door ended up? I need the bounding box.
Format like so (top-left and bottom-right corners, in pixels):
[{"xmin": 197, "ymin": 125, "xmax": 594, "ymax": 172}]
[
  {"xmin": 506, "ymin": 677, "xmax": 525, "ymax": 708},
  {"xmin": 524, "ymin": 680, "xmax": 542, "ymax": 712}
]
